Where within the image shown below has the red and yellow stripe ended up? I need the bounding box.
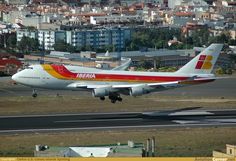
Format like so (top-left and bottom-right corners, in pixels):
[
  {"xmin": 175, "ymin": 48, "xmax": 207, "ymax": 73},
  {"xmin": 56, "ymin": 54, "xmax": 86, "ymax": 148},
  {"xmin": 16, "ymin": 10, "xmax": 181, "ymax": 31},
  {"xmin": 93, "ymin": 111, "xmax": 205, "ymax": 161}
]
[{"xmin": 42, "ymin": 64, "xmax": 212, "ymax": 84}]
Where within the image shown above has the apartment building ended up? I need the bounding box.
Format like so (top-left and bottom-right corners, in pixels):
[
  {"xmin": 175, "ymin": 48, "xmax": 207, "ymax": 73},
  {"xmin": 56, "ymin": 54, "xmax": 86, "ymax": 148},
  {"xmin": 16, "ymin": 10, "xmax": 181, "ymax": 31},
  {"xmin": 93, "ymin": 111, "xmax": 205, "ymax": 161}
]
[
  {"xmin": 70, "ymin": 27, "xmax": 131, "ymax": 49},
  {"xmin": 16, "ymin": 27, "xmax": 132, "ymax": 50},
  {"xmin": 16, "ymin": 29, "xmax": 37, "ymax": 42},
  {"xmin": 90, "ymin": 15, "xmax": 142, "ymax": 25}
]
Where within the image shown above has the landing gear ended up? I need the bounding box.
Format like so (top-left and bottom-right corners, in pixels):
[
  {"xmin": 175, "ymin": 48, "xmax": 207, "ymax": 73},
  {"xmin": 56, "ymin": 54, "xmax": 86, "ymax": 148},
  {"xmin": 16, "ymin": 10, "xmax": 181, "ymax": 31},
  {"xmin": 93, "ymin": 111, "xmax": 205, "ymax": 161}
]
[
  {"xmin": 111, "ymin": 99, "xmax": 116, "ymax": 103},
  {"xmin": 100, "ymin": 96, "xmax": 105, "ymax": 101},
  {"xmin": 109, "ymin": 94, "xmax": 122, "ymax": 103},
  {"xmin": 98, "ymin": 93, "xmax": 123, "ymax": 103},
  {"xmin": 32, "ymin": 89, "xmax": 37, "ymax": 98},
  {"xmin": 117, "ymin": 97, "xmax": 122, "ymax": 102}
]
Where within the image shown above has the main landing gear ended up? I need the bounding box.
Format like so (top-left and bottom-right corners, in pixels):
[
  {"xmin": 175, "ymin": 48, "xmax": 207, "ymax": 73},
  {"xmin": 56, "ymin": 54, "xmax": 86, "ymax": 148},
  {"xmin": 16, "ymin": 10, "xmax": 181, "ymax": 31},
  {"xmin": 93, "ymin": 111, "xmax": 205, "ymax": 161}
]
[
  {"xmin": 32, "ymin": 89, "xmax": 37, "ymax": 98},
  {"xmin": 109, "ymin": 94, "xmax": 122, "ymax": 103},
  {"xmin": 99, "ymin": 94, "xmax": 123, "ymax": 103},
  {"xmin": 100, "ymin": 96, "xmax": 105, "ymax": 101}
]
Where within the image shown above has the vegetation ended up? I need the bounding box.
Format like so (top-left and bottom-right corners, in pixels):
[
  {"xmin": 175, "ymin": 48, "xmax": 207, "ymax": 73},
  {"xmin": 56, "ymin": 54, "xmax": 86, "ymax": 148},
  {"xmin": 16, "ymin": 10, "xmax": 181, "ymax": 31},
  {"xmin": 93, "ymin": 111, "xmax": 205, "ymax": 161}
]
[
  {"xmin": 2, "ymin": 27, "xmax": 236, "ymax": 54},
  {"xmin": 17, "ymin": 36, "xmax": 39, "ymax": 54},
  {"xmin": 158, "ymin": 66, "xmax": 178, "ymax": 72},
  {"xmin": 6, "ymin": 34, "xmax": 17, "ymax": 50},
  {"xmin": 126, "ymin": 28, "xmax": 182, "ymax": 50},
  {"xmin": 215, "ymin": 67, "xmax": 233, "ymax": 75},
  {"xmin": 53, "ymin": 40, "xmax": 76, "ymax": 53},
  {"xmin": 126, "ymin": 28, "xmax": 236, "ymax": 51}
]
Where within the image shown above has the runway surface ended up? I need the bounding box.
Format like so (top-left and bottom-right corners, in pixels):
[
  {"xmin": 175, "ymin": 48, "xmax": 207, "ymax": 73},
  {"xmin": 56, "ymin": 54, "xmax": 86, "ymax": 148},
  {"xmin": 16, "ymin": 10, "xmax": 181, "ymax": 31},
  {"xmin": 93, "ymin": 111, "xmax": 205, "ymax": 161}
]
[
  {"xmin": 1, "ymin": 109, "xmax": 236, "ymax": 133},
  {"xmin": 0, "ymin": 76, "xmax": 236, "ymax": 97}
]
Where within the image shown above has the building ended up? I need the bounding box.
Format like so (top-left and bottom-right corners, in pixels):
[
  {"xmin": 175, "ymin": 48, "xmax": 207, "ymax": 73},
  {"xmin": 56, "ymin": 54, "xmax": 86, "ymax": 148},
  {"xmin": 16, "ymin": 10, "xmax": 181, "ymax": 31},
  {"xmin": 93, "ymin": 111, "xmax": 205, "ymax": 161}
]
[
  {"xmin": 168, "ymin": 0, "xmax": 182, "ymax": 9},
  {"xmin": 4, "ymin": 0, "xmax": 29, "ymax": 4},
  {"xmin": 172, "ymin": 12, "xmax": 195, "ymax": 27},
  {"xmin": 16, "ymin": 29, "xmax": 37, "ymax": 42},
  {"xmin": 90, "ymin": 15, "xmax": 142, "ymax": 25},
  {"xmin": 38, "ymin": 30, "xmax": 66, "ymax": 50},
  {"xmin": 34, "ymin": 141, "xmax": 144, "ymax": 157},
  {"xmin": 213, "ymin": 144, "xmax": 236, "ymax": 158},
  {"xmin": 0, "ymin": 56, "xmax": 22, "ymax": 75},
  {"xmin": 16, "ymin": 27, "xmax": 133, "ymax": 50},
  {"xmin": 70, "ymin": 27, "xmax": 132, "ymax": 49}
]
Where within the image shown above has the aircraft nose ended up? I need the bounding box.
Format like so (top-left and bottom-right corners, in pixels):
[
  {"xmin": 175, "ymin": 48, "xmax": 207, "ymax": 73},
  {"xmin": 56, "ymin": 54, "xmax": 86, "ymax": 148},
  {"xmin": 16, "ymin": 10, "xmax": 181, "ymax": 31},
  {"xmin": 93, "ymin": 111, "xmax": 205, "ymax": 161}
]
[{"xmin": 12, "ymin": 73, "xmax": 19, "ymax": 82}]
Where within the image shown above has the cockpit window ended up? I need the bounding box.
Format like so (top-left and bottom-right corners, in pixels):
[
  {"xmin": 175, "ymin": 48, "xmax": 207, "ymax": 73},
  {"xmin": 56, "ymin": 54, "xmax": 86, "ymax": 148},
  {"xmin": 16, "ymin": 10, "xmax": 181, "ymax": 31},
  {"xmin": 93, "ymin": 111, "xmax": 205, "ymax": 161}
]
[{"xmin": 25, "ymin": 66, "xmax": 33, "ymax": 69}]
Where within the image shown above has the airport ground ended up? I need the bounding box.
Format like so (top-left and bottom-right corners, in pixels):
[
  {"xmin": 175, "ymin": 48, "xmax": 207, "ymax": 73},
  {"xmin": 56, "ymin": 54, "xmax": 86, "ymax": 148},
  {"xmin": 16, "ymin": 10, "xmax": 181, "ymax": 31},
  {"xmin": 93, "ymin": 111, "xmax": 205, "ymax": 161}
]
[
  {"xmin": 0, "ymin": 76, "xmax": 236, "ymax": 156},
  {"xmin": 0, "ymin": 127, "xmax": 236, "ymax": 157}
]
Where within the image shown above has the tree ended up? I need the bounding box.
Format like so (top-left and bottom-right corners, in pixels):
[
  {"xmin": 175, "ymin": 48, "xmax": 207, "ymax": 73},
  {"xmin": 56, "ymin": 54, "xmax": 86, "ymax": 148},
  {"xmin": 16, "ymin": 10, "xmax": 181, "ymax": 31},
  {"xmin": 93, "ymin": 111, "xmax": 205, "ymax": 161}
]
[
  {"xmin": 189, "ymin": 28, "xmax": 210, "ymax": 46},
  {"xmin": 215, "ymin": 67, "xmax": 224, "ymax": 75},
  {"xmin": 53, "ymin": 40, "xmax": 69, "ymax": 51},
  {"xmin": 209, "ymin": 32, "xmax": 231, "ymax": 44},
  {"xmin": 126, "ymin": 28, "xmax": 182, "ymax": 50},
  {"xmin": 7, "ymin": 34, "xmax": 16, "ymax": 49},
  {"xmin": 17, "ymin": 36, "xmax": 39, "ymax": 54},
  {"xmin": 53, "ymin": 40, "xmax": 76, "ymax": 53}
]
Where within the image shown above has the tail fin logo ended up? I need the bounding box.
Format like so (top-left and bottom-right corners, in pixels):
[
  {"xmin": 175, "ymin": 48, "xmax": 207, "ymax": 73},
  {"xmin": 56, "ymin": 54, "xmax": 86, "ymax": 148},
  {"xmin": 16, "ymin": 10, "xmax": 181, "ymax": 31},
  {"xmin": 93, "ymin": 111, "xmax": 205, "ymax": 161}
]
[{"xmin": 195, "ymin": 55, "xmax": 213, "ymax": 70}]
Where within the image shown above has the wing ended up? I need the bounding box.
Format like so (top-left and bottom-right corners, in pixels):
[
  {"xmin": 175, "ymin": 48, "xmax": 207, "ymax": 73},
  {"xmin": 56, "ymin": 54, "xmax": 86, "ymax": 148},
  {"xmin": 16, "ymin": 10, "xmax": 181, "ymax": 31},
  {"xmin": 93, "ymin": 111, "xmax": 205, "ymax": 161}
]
[
  {"xmin": 111, "ymin": 58, "xmax": 132, "ymax": 71},
  {"xmin": 67, "ymin": 77, "xmax": 216, "ymax": 94},
  {"xmin": 67, "ymin": 80, "xmax": 183, "ymax": 96}
]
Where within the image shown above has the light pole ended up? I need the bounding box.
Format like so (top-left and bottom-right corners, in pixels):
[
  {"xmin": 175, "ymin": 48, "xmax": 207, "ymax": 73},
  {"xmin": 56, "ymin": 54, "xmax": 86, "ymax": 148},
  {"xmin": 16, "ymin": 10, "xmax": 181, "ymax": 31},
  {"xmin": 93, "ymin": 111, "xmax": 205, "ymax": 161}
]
[{"xmin": 117, "ymin": 27, "xmax": 122, "ymax": 62}]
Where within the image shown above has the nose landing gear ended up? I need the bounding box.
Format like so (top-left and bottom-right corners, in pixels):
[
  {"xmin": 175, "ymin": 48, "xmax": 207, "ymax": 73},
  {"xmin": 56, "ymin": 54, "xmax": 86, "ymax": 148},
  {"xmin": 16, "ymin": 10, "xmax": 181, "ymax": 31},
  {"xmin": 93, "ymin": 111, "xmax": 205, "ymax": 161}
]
[{"xmin": 32, "ymin": 89, "xmax": 37, "ymax": 98}]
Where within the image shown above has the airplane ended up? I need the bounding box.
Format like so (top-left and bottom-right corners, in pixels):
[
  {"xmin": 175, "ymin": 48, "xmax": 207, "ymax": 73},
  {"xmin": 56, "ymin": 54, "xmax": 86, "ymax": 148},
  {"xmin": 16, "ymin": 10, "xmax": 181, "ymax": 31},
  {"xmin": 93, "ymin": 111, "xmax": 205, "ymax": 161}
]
[{"xmin": 12, "ymin": 43, "xmax": 223, "ymax": 103}]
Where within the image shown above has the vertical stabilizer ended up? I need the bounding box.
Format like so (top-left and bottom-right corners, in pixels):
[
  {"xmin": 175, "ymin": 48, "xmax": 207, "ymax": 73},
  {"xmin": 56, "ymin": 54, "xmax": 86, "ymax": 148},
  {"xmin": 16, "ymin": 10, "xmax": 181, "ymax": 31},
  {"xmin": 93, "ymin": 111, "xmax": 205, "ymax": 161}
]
[{"xmin": 176, "ymin": 44, "xmax": 223, "ymax": 74}]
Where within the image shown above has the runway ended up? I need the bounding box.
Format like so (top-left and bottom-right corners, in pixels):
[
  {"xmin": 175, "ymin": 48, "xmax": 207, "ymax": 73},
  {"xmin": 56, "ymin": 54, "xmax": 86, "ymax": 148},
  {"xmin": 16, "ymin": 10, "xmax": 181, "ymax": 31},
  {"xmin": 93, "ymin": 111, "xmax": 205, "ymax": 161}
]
[
  {"xmin": 1, "ymin": 76, "xmax": 236, "ymax": 97},
  {"xmin": 1, "ymin": 109, "xmax": 236, "ymax": 133}
]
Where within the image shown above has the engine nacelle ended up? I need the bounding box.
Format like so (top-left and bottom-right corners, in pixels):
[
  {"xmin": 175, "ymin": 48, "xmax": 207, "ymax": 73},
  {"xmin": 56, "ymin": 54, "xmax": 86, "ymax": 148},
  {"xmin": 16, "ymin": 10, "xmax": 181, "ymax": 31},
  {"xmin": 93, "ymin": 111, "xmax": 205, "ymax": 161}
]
[
  {"xmin": 92, "ymin": 88, "xmax": 109, "ymax": 97},
  {"xmin": 129, "ymin": 86, "xmax": 149, "ymax": 96}
]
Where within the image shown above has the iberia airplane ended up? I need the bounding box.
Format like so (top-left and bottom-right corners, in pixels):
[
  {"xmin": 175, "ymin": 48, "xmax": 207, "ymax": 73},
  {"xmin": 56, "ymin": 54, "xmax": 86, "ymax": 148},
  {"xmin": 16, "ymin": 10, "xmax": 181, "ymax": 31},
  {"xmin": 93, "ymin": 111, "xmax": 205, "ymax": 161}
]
[{"xmin": 12, "ymin": 44, "xmax": 223, "ymax": 103}]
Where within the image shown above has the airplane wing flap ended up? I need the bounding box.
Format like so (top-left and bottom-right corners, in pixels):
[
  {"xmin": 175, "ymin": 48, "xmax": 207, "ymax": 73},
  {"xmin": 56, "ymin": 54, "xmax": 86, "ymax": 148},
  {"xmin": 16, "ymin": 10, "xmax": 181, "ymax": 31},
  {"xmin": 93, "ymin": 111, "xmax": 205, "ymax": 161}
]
[
  {"xmin": 67, "ymin": 82, "xmax": 112, "ymax": 89},
  {"xmin": 112, "ymin": 81, "xmax": 181, "ymax": 90},
  {"xmin": 148, "ymin": 81, "xmax": 179, "ymax": 87},
  {"xmin": 67, "ymin": 83, "xmax": 87, "ymax": 88}
]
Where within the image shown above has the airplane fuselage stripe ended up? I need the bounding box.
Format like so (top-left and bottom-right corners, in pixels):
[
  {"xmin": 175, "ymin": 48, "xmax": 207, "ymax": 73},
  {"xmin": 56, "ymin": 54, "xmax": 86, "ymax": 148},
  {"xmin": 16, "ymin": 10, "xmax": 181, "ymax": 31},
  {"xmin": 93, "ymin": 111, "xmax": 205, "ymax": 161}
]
[{"xmin": 42, "ymin": 64, "xmax": 212, "ymax": 84}]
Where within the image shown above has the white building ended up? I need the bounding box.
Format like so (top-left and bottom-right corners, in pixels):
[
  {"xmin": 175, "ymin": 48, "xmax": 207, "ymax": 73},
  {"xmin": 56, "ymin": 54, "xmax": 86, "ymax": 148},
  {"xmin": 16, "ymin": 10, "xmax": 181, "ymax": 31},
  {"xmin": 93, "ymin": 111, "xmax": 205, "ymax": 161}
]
[
  {"xmin": 4, "ymin": 0, "xmax": 29, "ymax": 4},
  {"xmin": 16, "ymin": 29, "xmax": 37, "ymax": 42},
  {"xmin": 38, "ymin": 30, "xmax": 55, "ymax": 50},
  {"xmin": 65, "ymin": 147, "xmax": 112, "ymax": 157},
  {"xmin": 17, "ymin": 27, "xmax": 132, "ymax": 51},
  {"xmin": 37, "ymin": 30, "xmax": 67, "ymax": 50},
  {"xmin": 168, "ymin": 0, "xmax": 183, "ymax": 9},
  {"xmin": 90, "ymin": 15, "xmax": 142, "ymax": 25}
]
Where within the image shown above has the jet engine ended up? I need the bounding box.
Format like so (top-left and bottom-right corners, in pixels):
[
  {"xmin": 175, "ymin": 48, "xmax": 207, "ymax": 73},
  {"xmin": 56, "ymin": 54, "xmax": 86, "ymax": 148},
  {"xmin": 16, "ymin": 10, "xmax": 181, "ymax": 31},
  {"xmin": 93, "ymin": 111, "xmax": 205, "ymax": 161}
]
[
  {"xmin": 92, "ymin": 88, "xmax": 109, "ymax": 97},
  {"xmin": 129, "ymin": 86, "xmax": 150, "ymax": 96}
]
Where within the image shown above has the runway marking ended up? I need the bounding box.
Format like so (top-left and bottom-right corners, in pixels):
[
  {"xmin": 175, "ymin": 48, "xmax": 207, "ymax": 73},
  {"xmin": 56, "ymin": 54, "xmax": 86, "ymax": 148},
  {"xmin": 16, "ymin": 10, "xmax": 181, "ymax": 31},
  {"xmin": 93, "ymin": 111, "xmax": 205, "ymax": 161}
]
[
  {"xmin": 2, "ymin": 109, "xmax": 236, "ymax": 118},
  {"xmin": 207, "ymin": 119, "xmax": 236, "ymax": 123},
  {"xmin": 173, "ymin": 119, "xmax": 236, "ymax": 124},
  {"xmin": 1, "ymin": 122, "xmax": 236, "ymax": 134},
  {"xmin": 173, "ymin": 120, "xmax": 200, "ymax": 124},
  {"xmin": 169, "ymin": 111, "xmax": 213, "ymax": 116},
  {"xmin": 0, "ymin": 111, "xmax": 140, "ymax": 118},
  {"xmin": 54, "ymin": 118, "xmax": 142, "ymax": 123}
]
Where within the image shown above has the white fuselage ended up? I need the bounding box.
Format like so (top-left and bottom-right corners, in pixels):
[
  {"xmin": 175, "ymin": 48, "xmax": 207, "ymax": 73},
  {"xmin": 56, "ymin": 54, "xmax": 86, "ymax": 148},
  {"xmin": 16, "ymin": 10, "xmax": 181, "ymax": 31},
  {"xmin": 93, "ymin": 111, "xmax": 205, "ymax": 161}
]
[{"xmin": 12, "ymin": 64, "xmax": 214, "ymax": 90}]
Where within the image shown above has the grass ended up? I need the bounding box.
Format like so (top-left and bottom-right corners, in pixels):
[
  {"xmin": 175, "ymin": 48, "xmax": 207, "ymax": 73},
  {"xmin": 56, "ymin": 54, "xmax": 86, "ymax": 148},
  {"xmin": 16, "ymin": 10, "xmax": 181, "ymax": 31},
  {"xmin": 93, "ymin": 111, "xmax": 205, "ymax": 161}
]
[
  {"xmin": 0, "ymin": 95, "xmax": 236, "ymax": 115},
  {"xmin": 0, "ymin": 127, "xmax": 235, "ymax": 157}
]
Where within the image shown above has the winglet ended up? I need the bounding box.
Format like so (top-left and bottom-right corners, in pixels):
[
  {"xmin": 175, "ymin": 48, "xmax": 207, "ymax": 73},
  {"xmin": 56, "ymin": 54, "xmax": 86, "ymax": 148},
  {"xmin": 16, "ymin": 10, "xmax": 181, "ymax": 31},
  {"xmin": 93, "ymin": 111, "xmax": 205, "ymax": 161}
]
[{"xmin": 112, "ymin": 58, "xmax": 132, "ymax": 71}]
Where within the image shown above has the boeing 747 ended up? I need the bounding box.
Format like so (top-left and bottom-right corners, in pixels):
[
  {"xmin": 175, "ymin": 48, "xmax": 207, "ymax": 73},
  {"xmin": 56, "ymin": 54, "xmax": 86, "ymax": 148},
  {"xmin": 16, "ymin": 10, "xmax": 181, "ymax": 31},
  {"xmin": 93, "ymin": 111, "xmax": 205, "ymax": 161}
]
[{"xmin": 12, "ymin": 44, "xmax": 223, "ymax": 103}]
